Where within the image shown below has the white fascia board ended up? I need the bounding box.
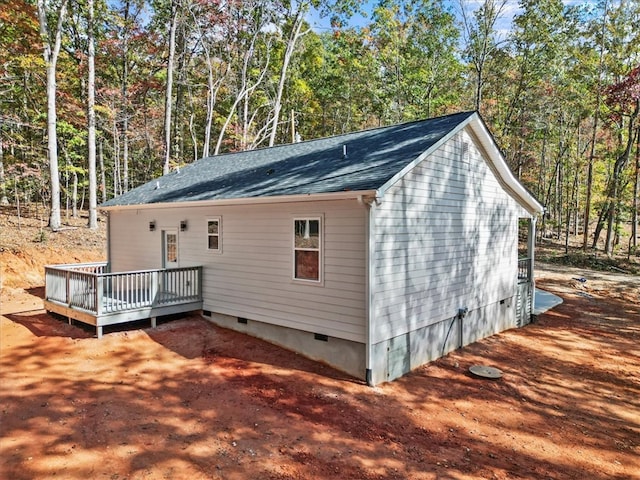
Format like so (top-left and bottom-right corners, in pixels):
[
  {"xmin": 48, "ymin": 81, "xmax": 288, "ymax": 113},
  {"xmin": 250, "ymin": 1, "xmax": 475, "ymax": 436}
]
[
  {"xmin": 467, "ymin": 116, "xmax": 544, "ymax": 215},
  {"xmin": 376, "ymin": 113, "xmax": 476, "ymax": 199},
  {"xmin": 99, "ymin": 189, "xmax": 378, "ymax": 212}
]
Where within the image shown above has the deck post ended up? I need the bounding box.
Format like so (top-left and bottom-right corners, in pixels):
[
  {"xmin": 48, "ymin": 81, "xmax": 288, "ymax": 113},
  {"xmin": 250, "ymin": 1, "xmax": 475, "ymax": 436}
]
[
  {"xmin": 96, "ymin": 325, "xmax": 103, "ymax": 338},
  {"xmin": 65, "ymin": 270, "xmax": 71, "ymax": 305},
  {"xmin": 528, "ymin": 216, "xmax": 537, "ymax": 313},
  {"xmin": 151, "ymin": 271, "xmax": 159, "ymax": 306},
  {"xmin": 151, "ymin": 317, "xmax": 157, "ymax": 328},
  {"xmin": 96, "ymin": 276, "xmax": 103, "ymax": 316}
]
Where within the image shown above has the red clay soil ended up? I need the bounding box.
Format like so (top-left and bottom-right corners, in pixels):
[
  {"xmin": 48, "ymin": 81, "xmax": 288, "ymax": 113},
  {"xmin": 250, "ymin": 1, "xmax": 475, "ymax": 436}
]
[{"xmin": 1, "ymin": 259, "xmax": 639, "ymax": 479}]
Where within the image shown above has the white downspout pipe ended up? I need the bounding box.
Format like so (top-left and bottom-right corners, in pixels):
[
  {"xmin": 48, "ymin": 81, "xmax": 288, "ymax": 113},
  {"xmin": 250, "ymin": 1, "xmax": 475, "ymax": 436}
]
[
  {"xmin": 358, "ymin": 193, "xmax": 380, "ymax": 386},
  {"xmin": 106, "ymin": 211, "xmax": 111, "ymax": 272}
]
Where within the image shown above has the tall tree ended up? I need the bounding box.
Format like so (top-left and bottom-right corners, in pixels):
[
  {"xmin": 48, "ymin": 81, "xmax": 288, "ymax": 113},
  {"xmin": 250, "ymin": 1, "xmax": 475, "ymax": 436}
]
[
  {"xmin": 0, "ymin": 129, "xmax": 7, "ymax": 205},
  {"xmin": 593, "ymin": 65, "xmax": 640, "ymax": 254},
  {"xmin": 37, "ymin": 0, "xmax": 69, "ymax": 230},
  {"xmin": 163, "ymin": 0, "xmax": 179, "ymax": 174},
  {"xmin": 1, "ymin": 0, "xmax": 41, "ymax": 206},
  {"xmin": 268, "ymin": 1, "xmax": 309, "ymax": 146},
  {"xmin": 369, "ymin": 0, "xmax": 461, "ymax": 122},
  {"xmin": 308, "ymin": 28, "xmax": 379, "ymax": 134},
  {"xmin": 115, "ymin": 0, "xmax": 146, "ymax": 192},
  {"xmin": 632, "ymin": 128, "xmax": 639, "ymax": 254},
  {"xmin": 459, "ymin": 0, "xmax": 507, "ymax": 111},
  {"xmin": 186, "ymin": 0, "xmax": 229, "ymax": 158},
  {"xmin": 213, "ymin": 0, "xmax": 273, "ymax": 155},
  {"xmin": 87, "ymin": 0, "xmax": 97, "ymax": 229},
  {"xmin": 582, "ymin": 0, "xmax": 609, "ymax": 251}
]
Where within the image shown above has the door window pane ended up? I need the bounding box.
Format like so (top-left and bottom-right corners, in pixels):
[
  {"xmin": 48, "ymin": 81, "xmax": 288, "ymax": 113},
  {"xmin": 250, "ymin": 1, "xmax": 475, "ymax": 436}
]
[{"xmin": 166, "ymin": 233, "xmax": 177, "ymax": 263}]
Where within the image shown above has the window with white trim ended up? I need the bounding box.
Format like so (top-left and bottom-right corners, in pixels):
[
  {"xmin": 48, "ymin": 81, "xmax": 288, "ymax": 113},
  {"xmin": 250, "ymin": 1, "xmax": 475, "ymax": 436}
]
[
  {"xmin": 293, "ymin": 218, "xmax": 321, "ymax": 282},
  {"xmin": 207, "ymin": 217, "xmax": 221, "ymax": 252}
]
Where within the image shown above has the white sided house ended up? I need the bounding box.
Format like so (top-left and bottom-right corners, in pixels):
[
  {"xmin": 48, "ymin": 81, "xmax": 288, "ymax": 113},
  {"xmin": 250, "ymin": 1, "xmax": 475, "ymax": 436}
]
[{"xmin": 44, "ymin": 112, "xmax": 543, "ymax": 385}]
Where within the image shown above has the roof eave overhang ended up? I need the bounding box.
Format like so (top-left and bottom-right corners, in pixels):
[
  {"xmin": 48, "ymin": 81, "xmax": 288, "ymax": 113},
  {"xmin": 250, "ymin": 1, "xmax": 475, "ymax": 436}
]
[{"xmin": 99, "ymin": 189, "xmax": 379, "ymax": 212}]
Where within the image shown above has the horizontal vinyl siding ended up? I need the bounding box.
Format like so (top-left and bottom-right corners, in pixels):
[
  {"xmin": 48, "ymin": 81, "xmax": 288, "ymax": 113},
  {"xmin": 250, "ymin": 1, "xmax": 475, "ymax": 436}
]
[
  {"xmin": 371, "ymin": 129, "xmax": 526, "ymax": 343},
  {"xmin": 108, "ymin": 200, "xmax": 367, "ymax": 342},
  {"xmin": 108, "ymin": 210, "xmax": 164, "ymax": 272}
]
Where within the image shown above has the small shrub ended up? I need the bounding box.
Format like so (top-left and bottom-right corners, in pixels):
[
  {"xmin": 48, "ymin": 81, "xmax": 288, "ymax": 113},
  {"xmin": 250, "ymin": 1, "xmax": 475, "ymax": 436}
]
[{"xmin": 34, "ymin": 229, "xmax": 47, "ymax": 244}]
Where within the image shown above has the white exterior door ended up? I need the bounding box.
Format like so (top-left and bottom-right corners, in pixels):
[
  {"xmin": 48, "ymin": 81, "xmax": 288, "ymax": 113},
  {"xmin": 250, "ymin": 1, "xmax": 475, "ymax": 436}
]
[{"xmin": 163, "ymin": 230, "xmax": 179, "ymax": 268}]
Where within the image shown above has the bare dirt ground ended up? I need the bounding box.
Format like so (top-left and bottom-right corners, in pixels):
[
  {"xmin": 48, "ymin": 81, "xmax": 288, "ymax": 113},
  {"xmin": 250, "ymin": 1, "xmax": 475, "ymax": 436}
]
[{"xmin": 1, "ymin": 211, "xmax": 639, "ymax": 479}]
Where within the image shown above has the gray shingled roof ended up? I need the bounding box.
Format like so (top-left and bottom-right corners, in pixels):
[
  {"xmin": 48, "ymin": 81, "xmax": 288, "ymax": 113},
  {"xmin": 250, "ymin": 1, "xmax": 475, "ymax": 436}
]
[{"xmin": 101, "ymin": 111, "xmax": 475, "ymax": 207}]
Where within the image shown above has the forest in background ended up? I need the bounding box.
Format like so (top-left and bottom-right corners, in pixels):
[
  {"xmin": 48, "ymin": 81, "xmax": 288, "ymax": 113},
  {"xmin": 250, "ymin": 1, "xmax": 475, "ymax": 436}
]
[{"xmin": 0, "ymin": 0, "xmax": 639, "ymax": 257}]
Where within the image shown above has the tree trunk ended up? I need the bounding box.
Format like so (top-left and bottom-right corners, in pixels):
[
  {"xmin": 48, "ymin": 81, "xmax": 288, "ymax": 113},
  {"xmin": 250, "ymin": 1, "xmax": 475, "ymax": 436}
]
[
  {"xmin": 214, "ymin": 29, "xmax": 270, "ymax": 155},
  {"xmin": 14, "ymin": 175, "xmax": 21, "ymax": 228},
  {"xmin": 87, "ymin": 0, "xmax": 98, "ymax": 229},
  {"xmin": 202, "ymin": 59, "xmax": 227, "ymax": 157},
  {"xmin": 564, "ymin": 159, "xmax": 577, "ymax": 254},
  {"xmin": 72, "ymin": 170, "xmax": 78, "ymax": 218},
  {"xmin": 583, "ymin": 121, "xmax": 597, "ymax": 250},
  {"xmin": 458, "ymin": 0, "xmax": 506, "ymax": 112},
  {"xmin": 99, "ymin": 139, "xmax": 106, "ymax": 203},
  {"xmin": 121, "ymin": 0, "xmax": 131, "ymax": 192},
  {"xmin": 64, "ymin": 152, "xmax": 69, "ymax": 222},
  {"xmin": 0, "ymin": 131, "xmax": 8, "ymax": 205},
  {"xmin": 203, "ymin": 59, "xmax": 214, "ymax": 157},
  {"xmin": 187, "ymin": 2, "xmax": 228, "ymax": 159},
  {"xmin": 112, "ymin": 116, "xmax": 120, "ymax": 196},
  {"xmin": 597, "ymin": 99, "xmax": 639, "ymax": 254},
  {"xmin": 268, "ymin": 11, "xmax": 306, "ymax": 147},
  {"xmin": 632, "ymin": 129, "xmax": 639, "ymax": 253},
  {"xmin": 583, "ymin": 0, "xmax": 608, "ymax": 251},
  {"xmin": 37, "ymin": 0, "xmax": 69, "ymax": 231},
  {"xmin": 163, "ymin": 0, "xmax": 179, "ymax": 175}
]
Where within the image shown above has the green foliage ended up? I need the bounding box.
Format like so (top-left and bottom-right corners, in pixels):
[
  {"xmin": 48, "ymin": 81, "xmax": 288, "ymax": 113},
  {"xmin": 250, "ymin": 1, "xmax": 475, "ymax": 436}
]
[
  {"xmin": 33, "ymin": 228, "xmax": 47, "ymax": 243},
  {"xmin": 0, "ymin": 0, "xmax": 639, "ymax": 251}
]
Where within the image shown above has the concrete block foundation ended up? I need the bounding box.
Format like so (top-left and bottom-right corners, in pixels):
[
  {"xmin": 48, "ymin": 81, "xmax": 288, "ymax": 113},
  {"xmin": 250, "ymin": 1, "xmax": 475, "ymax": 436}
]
[
  {"xmin": 202, "ymin": 311, "xmax": 366, "ymax": 381},
  {"xmin": 203, "ymin": 295, "xmax": 520, "ymax": 386},
  {"xmin": 369, "ymin": 297, "xmax": 517, "ymax": 385}
]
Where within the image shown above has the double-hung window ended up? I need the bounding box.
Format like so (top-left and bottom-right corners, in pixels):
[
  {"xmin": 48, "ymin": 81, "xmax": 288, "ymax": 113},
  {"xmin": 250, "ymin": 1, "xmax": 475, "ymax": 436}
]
[
  {"xmin": 293, "ymin": 217, "xmax": 322, "ymax": 282},
  {"xmin": 207, "ymin": 217, "xmax": 221, "ymax": 252}
]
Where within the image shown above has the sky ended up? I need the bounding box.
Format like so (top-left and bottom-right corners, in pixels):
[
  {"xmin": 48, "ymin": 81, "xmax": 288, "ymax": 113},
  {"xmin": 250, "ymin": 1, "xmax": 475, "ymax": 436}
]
[{"xmin": 307, "ymin": 0, "xmax": 600, "ymax": 37}]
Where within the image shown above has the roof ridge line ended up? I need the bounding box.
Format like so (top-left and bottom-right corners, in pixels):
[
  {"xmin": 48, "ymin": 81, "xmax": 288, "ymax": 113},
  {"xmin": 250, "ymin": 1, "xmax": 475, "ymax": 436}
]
[{"xmin": 201, "ymin": 111, "xmax": 477, "ymax": 160}]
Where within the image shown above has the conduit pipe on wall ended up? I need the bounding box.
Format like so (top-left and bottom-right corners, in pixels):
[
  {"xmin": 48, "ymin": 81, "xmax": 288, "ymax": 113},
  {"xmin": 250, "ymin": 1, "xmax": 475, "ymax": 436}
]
[{"xmin": 458, "ymin": 307, "xmax": 468, "ymax": 349}]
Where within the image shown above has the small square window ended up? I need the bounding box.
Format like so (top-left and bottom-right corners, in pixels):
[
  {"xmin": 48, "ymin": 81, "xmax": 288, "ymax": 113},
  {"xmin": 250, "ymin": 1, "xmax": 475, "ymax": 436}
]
[{"xmin": 207, "ymin": 218, "xmax": 221, "ymax": 252}]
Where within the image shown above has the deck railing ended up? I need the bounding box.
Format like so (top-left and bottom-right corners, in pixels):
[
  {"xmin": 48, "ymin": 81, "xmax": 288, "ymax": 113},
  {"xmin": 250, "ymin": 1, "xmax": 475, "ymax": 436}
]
[
  {"xmin": 45, "ymin": 263, "xmax": 203, "ymax": 316},
  {"xmin": 518, "ymin": 257, "xmax": 532, "ymax": 283}
]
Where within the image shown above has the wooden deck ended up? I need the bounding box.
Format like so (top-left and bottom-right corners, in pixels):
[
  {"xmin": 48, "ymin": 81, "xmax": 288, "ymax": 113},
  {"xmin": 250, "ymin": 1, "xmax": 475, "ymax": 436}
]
[{"xmin": 44, "ymin": 262, "xmax": 203, "ymax": 337}]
